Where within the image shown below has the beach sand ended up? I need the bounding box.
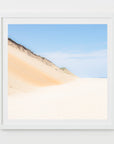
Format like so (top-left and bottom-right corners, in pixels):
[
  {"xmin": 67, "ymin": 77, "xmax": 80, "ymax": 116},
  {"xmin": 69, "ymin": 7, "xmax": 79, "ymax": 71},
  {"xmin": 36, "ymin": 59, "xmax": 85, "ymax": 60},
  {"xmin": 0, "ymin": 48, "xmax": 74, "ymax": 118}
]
[
  {"xmin": 8, "ymin": 78, "xmax": 107, "ymax": 120},
  {"xmin": 8, "ymin": 39, "xmax": 107, "ymax": 120}
]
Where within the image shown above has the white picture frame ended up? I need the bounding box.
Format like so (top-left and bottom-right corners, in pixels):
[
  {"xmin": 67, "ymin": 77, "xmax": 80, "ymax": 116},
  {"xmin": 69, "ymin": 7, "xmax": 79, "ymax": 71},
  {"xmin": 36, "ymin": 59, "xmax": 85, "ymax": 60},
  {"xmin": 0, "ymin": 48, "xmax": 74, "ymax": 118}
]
[{"xmin": 0, "ymin": 12, "xmax": 114, "ymax": 129}]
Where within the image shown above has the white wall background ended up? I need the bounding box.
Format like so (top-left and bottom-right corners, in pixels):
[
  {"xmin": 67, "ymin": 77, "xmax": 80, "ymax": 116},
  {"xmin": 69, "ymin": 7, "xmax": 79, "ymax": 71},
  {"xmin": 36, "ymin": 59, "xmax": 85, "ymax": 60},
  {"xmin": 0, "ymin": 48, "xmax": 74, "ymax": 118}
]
[{"xmin": 0, "ymin": 0, "xmax": 114, "ymax": 144}]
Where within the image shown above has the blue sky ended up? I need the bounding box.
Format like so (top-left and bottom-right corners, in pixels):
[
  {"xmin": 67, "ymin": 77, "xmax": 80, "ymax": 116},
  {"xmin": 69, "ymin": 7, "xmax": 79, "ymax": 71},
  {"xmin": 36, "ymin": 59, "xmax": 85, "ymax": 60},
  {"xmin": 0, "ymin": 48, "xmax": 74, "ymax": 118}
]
[{"xmin": 8, "ymin": 24, "xmax": 107, "ymax": 78}]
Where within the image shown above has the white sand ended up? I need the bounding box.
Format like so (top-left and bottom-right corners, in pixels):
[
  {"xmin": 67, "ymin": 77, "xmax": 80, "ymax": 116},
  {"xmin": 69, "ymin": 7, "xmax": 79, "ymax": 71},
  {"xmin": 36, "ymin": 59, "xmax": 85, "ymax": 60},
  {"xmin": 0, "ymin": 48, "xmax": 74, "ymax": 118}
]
[
  {"xmin": 8, "ymin": 78, "xmax": 107, "ymax": 120},
  {"xmin": 8, "ymin": 39, "xmax": 107, "ymax": 120}
]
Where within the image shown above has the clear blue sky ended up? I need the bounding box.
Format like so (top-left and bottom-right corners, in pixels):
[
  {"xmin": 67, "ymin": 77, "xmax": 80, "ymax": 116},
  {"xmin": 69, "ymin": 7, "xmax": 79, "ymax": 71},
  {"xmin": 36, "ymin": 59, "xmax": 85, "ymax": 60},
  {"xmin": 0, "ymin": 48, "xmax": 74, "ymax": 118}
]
[{"xmin": 8, "ymin": 24, "xmax": 107, "ymax": 78}]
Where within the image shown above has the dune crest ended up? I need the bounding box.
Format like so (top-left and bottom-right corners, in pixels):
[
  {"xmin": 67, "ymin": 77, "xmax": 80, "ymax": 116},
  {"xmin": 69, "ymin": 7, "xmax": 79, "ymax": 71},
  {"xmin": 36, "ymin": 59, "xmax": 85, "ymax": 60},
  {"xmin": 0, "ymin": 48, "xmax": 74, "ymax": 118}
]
[{"xmin": 8, "ymin": 38, "xmax": 76, "ymax": 95}]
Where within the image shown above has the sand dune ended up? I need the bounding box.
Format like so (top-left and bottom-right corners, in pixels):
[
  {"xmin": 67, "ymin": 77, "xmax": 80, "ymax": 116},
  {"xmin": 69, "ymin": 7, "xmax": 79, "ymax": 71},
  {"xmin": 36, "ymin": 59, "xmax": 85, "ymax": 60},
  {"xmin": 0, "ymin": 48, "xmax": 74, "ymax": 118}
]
[
  {"xmin": 8, "ymin": 39, "xmax": 107, "ymax": 120},
  {"xmin": 8, "ymin": 39, "xmax": 76, "ymax": 95}
]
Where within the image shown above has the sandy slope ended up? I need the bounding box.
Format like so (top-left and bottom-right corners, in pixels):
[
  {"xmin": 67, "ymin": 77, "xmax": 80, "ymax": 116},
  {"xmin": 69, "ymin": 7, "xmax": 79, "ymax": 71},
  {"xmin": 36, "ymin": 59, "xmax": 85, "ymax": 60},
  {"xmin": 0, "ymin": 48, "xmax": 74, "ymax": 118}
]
[
  {"xmin": 8, "ymin": 78, "xmax": 107, "ymax": 120},
  {"xmin": 8, "ymin": 39, "xmax": 107, "ymax": 120},
  {"xmin": 8, "ymin": 39, "xmax": 76, "ymax": 95}
]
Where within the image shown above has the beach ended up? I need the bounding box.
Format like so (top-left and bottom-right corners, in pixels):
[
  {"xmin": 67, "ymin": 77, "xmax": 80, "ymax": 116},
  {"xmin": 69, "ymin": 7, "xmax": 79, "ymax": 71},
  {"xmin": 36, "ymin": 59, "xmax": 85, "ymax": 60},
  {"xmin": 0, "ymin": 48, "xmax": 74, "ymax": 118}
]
[
  {"xmin": 8, "ymin": 78, "xmax": 107, "ymax": 120},
  {"xmin": 8, "ymin": 39, "xmax": 107, "ymax": 120}
]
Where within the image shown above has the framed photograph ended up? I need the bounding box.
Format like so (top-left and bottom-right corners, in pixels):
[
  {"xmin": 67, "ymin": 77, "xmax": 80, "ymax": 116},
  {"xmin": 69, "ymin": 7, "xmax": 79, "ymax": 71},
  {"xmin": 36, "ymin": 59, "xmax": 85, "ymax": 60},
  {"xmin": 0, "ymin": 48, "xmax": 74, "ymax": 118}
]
[{"xmin": 0, "ymin": 12, "xmax": 114, "ymax": 129}]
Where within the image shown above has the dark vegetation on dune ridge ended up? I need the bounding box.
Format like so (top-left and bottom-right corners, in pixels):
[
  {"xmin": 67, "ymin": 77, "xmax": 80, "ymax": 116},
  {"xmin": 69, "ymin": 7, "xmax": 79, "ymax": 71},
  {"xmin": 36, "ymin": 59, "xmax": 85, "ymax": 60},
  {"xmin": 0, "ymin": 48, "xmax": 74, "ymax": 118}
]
[
  {"xmin": 8, "ymin": 38, "xmax": 57, "ymax": 67},
  {"xmin": 60, "ymin": 67, "xmax": 75, "ymax": 75},
  {"xmin": 60, "ymin": 67, "xmax": 67, "ymax": 70},
  {"xmin": 8, "ymin": 38, "xmax": 74, "ymax": 75}
]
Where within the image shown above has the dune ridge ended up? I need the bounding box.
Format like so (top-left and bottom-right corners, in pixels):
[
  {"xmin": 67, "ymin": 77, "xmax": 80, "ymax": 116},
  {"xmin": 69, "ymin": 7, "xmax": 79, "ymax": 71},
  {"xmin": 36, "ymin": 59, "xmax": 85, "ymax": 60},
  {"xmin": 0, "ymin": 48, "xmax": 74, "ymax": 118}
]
[
  {"xmin": 8, "ymin": 38, "xmax": 59, "ymax": 67},
  {"xmin": 8, "ymin": 38, "xmax": 107, "ymax": 120},
  {"xmin": 8, "ymin": 38, "xmax": 76, "ymax": 95}
]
